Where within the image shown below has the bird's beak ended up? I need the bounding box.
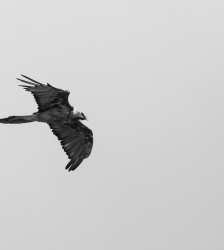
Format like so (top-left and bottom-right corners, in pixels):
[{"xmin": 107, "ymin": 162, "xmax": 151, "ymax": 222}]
[{"xmin": 78, "ymin": 112, "xmax": 87, "ymax": 120}]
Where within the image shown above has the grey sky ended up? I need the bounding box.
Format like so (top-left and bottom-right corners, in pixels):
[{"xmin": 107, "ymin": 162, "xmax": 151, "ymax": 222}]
[{"xmin": 0, "ymin": 0, "xmax": 224, "ymax": 249}]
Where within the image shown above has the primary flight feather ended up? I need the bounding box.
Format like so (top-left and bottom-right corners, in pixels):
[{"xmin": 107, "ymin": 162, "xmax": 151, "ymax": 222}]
[{"xmin": 0, "ymin": 75, "xmax": 93, "ymax": 171}]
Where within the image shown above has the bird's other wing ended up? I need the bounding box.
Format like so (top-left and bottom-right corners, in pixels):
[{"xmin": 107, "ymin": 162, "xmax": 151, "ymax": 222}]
[
  {"xmin": 49, "ymin": 121, "xmax": 93, "ymax": 171},
  {"xmin": 17, "ymin": 75, "xmax": 73, "ymax": 112}
]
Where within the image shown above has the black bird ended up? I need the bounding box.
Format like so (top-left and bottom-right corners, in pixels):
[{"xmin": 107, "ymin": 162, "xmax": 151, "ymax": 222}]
[{"xmin": 0, "ymin": 75, "xmax": 93, "ymax": 171}]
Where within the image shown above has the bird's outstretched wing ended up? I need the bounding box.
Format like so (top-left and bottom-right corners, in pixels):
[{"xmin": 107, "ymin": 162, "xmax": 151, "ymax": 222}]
[
  {"xmin": 49, "ymin": 121, "xmax": 93, "ymax": 171},
  {"xmin": 17, "ymin": 75, "xmax": 73, "ymax": 112}
]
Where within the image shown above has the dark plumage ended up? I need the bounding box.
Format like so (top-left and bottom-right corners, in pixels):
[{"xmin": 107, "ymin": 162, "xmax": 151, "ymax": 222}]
[{"xmin": 0, "ymin": 75, "xmax": 93, "ymax": 171}]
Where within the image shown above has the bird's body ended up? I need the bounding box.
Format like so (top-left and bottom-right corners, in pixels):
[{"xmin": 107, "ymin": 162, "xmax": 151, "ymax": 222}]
[
  {"xmin": 0, "ymin": 75, "xmax": 93, "ymax": 171},
  {"xmin": 37, "ymin": 106, "xmax": 72, "ymax": 123}
]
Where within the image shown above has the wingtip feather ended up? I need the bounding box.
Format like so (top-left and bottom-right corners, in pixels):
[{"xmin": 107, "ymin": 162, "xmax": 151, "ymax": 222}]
[{"xmin": 20, "ymin": 75, "xmax": 43, "ymax": 85}]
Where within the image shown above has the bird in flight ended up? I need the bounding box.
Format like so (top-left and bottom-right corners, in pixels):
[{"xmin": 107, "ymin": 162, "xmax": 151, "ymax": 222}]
[{"xmin": 0, "ymin": 75, "xmax": 93, "ymax": 171}]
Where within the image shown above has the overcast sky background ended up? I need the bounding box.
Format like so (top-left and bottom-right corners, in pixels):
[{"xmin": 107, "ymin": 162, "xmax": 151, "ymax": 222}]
[{"xmin": 0, "ymin": 1, "xmax": 224, "ymax": 249}]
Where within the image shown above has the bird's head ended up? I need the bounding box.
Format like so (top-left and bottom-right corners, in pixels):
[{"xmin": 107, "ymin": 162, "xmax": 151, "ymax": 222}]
[
  {"xmin": 73, "ymin": 110, "xmax": 87, "ymax": 120},
  {"xmin": 78, "ymin": 112, "xmax": 87, "ymax": 120}
]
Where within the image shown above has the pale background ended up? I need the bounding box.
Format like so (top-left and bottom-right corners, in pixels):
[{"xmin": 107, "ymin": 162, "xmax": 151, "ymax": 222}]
[{"xmin": 0, "ymin": 1, "xmax": 223, "ymax": 249}]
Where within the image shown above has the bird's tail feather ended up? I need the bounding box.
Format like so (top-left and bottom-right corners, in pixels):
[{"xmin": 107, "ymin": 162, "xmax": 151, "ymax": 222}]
[{"xmin": 0, "ymin": 115, "xmax": 37, "ymax": 124}]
